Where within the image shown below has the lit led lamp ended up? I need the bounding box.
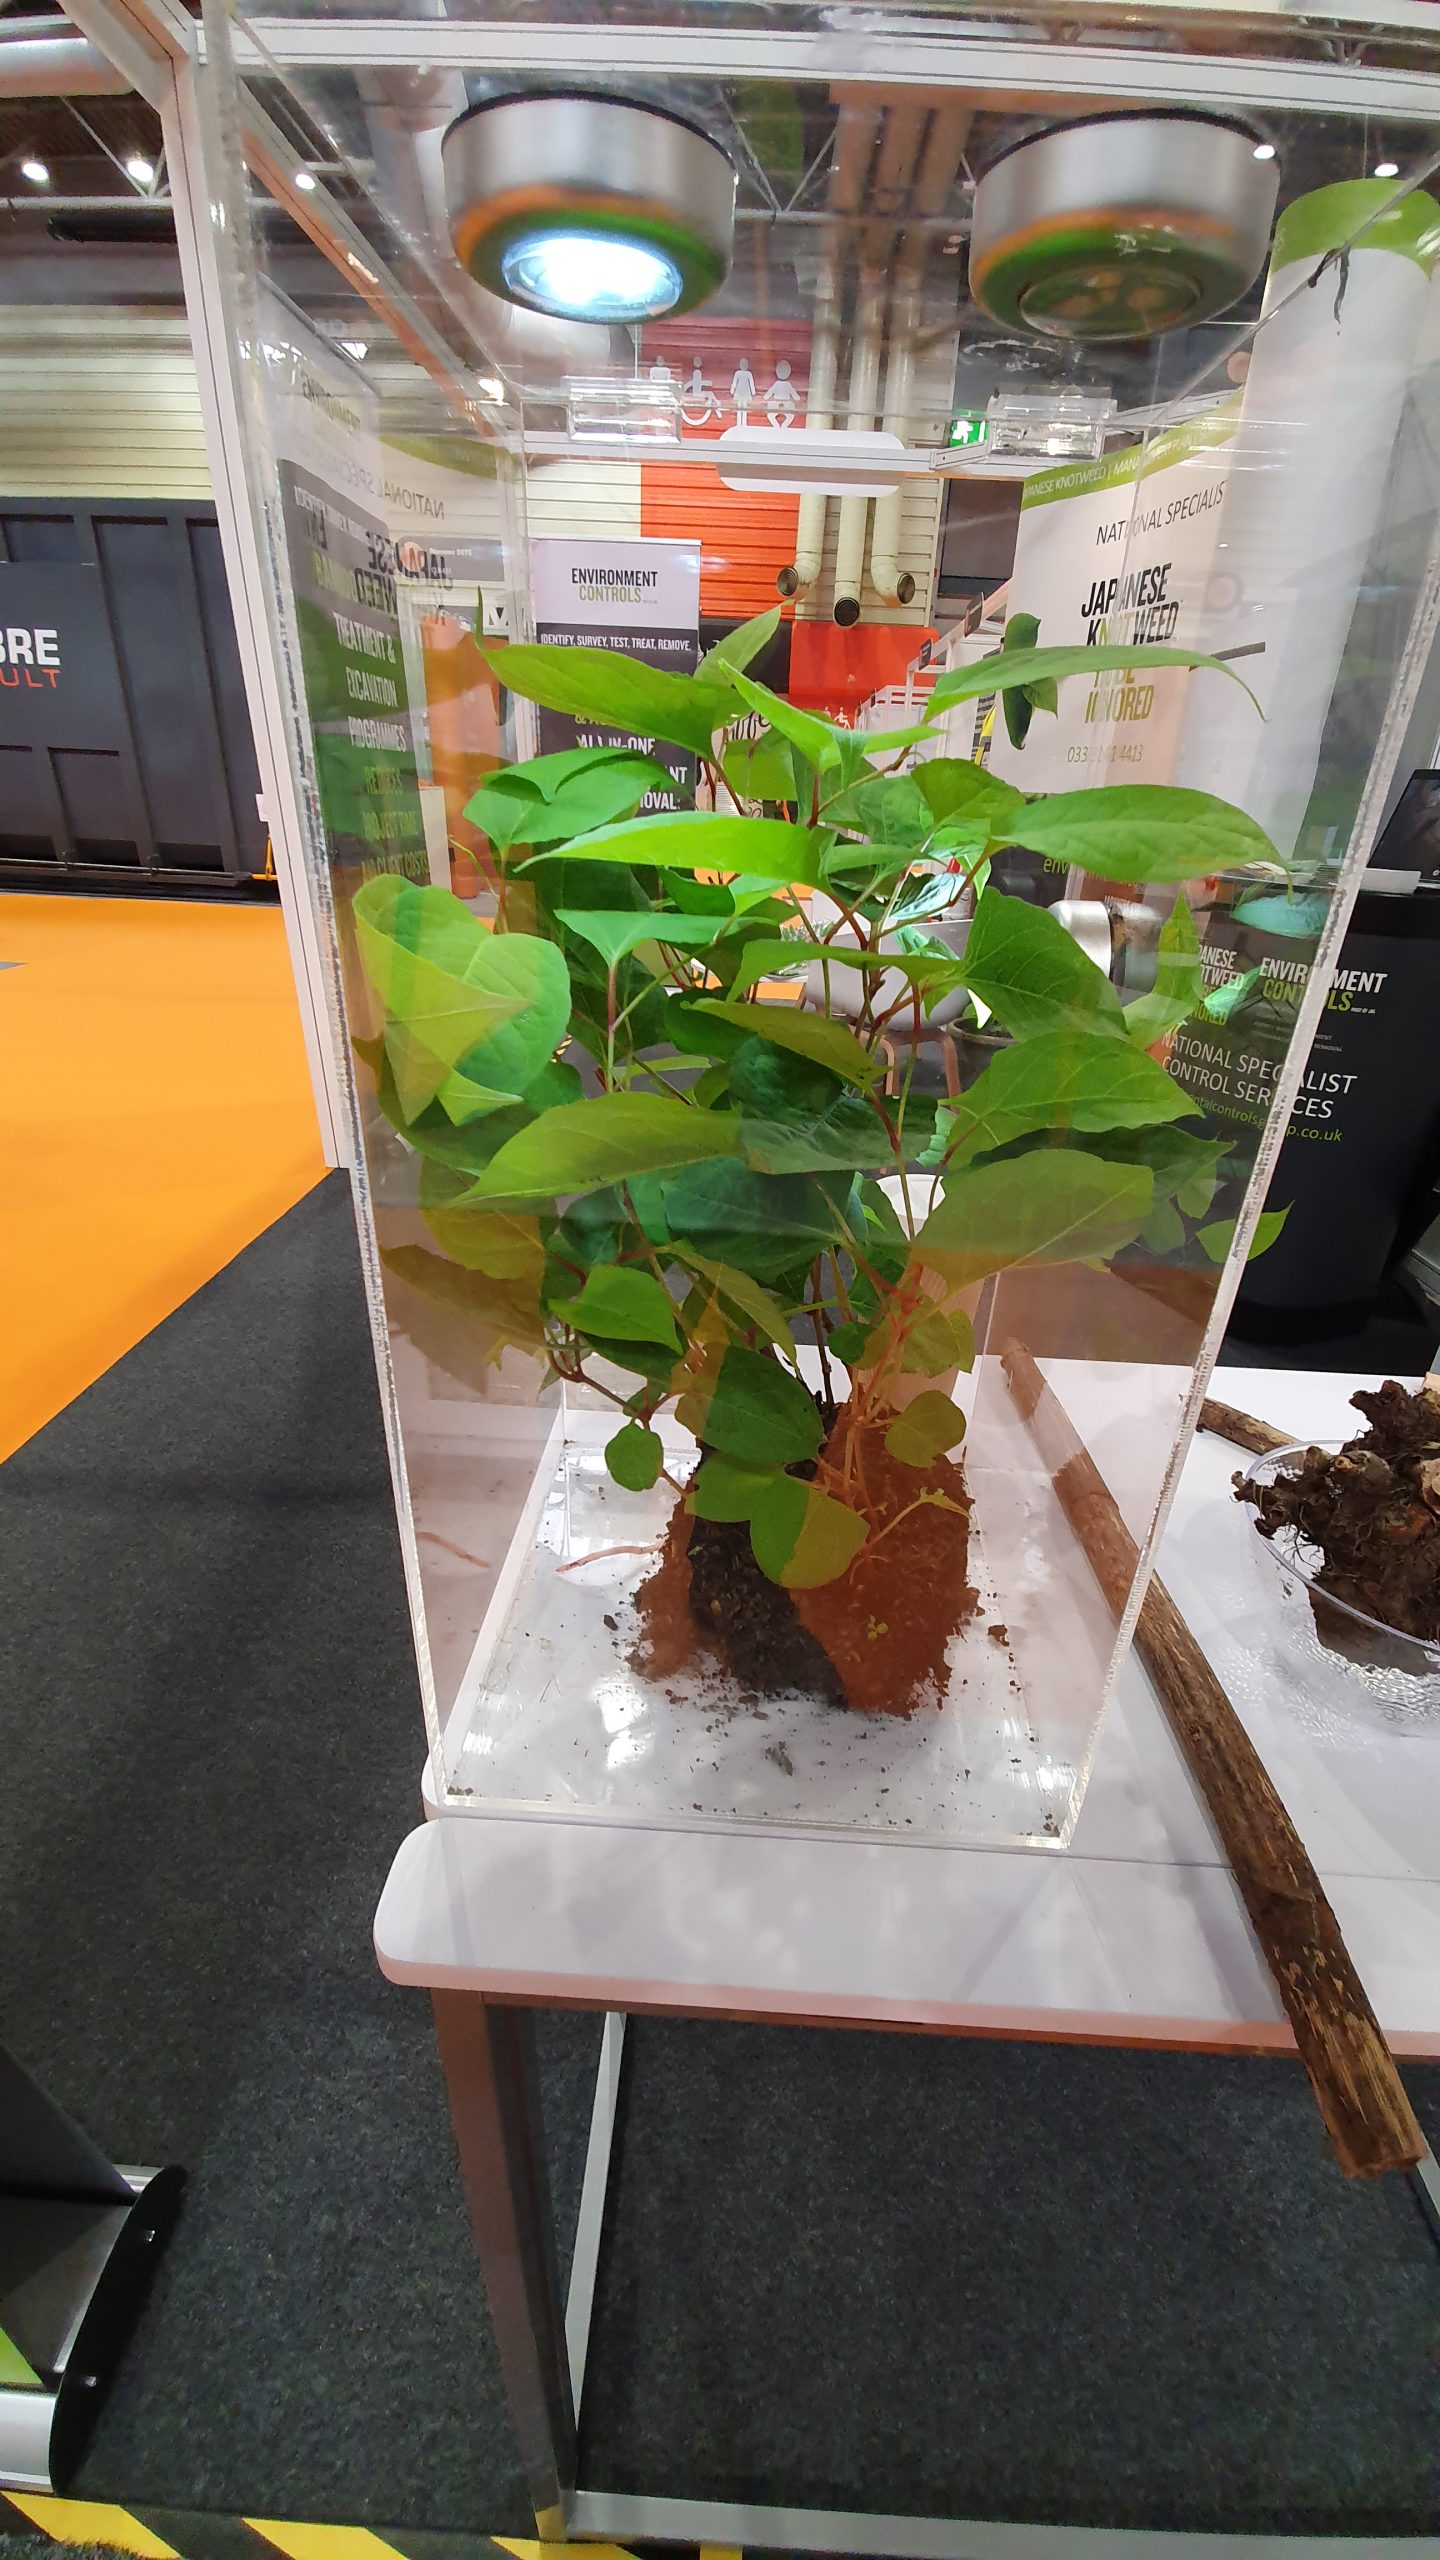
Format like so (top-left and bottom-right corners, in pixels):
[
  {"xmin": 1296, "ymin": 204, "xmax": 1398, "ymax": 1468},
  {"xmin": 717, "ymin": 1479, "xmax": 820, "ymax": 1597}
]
[
  {"xmin": 970, "ymin": 112, "xmax": 1279, "ymax": 341},
  {"xmin": 442, "ymin": 91, "xmax": 736, "ymax": 322}
]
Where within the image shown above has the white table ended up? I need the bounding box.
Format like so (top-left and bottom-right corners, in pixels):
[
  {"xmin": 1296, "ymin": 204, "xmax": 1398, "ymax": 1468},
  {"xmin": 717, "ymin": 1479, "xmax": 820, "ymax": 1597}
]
[{"xmin": 374, "ymin": 1369, "xmax": 1440, "ymax": 2557}]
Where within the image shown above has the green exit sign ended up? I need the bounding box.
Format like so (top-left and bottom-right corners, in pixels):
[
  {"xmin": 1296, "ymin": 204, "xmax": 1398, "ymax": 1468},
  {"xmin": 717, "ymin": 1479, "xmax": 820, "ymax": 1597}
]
[{"xmin": 947, "ymin": 413, "xmax": 990, "ymax": 450}]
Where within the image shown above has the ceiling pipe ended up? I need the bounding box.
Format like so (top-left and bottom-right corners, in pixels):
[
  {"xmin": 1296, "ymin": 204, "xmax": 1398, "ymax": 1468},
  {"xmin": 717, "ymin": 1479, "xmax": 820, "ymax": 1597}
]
[
  {"xmin": 832, "ymin": 100, "xmax": 927, "ymax": 628},
  {"xmin": 870, "ymin": 103, "xmax": 972, "ymax": 609},
  {"xmin": 776, "ymin": 95, "xmax": 876, "ymax": 603},
  {"xmin": 0, "ymin": 15, "xmax": 130, "ymax": 95}
]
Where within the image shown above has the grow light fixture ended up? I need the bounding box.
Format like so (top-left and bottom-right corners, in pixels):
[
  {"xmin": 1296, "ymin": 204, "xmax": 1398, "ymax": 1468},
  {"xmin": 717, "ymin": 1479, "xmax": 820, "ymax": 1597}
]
[
  {"xmin": 442, "ymin": 91, "xmax": 735, "ymax": 323},
  {"xmin": 971, "ymin": 112, "xmax": 1278, "ymax": 342}
]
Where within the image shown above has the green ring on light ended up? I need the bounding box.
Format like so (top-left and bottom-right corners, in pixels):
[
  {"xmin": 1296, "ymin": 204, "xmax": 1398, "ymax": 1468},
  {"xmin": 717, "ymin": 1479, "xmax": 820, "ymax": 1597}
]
[
  {"xmin": 461, "ymin": 202, "xmax": 728, "ymax": 321},
  {"xmin": 974, "ymin": 220, "xmax": 1256, "ymax": 341}
]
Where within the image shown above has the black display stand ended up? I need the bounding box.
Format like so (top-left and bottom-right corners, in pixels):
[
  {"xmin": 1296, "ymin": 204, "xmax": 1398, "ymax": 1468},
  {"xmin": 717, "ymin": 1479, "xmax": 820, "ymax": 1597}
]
[{"xmin": 0, "ymin": 2045, "xmax": 183, "ymax": 2490}]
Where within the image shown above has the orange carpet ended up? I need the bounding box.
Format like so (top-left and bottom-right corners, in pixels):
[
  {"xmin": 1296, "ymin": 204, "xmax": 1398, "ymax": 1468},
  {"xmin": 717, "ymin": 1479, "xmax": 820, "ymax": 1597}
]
[{"xmin": 0, "ymin": 893, "xmax": 326, "ymax": 1462}]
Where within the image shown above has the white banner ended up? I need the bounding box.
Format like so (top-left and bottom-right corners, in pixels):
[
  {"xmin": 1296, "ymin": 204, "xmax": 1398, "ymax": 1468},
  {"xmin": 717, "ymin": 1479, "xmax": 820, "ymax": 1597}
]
[
  {"xmin": 989, "ymin": 403, "xmax": 1238, "ymax": 795},
  {"xmin": 531, "ymin": 535, "xmax": 701, "ymax": 807}
]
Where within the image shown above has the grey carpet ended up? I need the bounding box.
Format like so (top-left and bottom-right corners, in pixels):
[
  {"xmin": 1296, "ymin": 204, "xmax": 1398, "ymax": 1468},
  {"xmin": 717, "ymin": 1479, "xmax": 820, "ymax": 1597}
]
[
  {"xmin": 1, "ymin": 1174, "xmax": 1437, "ymax": 2535},
  {"xmin": 584, "ymin": 2022, "xmax": 1440, "ymax": 2535},
  {"xmin": 0, "ymin": 1175, "xmax": 598, "ymax": 2530}
]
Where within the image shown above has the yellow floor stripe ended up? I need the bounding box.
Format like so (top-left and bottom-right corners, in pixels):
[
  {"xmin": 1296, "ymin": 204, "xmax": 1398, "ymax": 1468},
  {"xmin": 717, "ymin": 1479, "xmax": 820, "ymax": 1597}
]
[
  {"xmin": 699, "ymin": 2548, "xmax": 744, "ymax": 2560},
  {"xmin": 243, "ymin": 2530, "xmax": 411, "ymax": 2560},
  {"xmin": 492, "ymin": 2544, "xmax": 639, "ymax": 2559},
  {"xmin": 3, "ymin": 2496, "xmax": 181, "ymax": 2558}
]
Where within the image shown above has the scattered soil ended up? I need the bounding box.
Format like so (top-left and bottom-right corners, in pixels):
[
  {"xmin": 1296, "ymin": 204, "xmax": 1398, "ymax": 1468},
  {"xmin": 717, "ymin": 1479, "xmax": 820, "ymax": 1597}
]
[
  {"xmin": 629, "ymin": 1398, "xmax": 978, "ymax": 1715},
  {"xmin": 1236, "ymin": 1378, "xmax": 1440, "ymax": 1649}
]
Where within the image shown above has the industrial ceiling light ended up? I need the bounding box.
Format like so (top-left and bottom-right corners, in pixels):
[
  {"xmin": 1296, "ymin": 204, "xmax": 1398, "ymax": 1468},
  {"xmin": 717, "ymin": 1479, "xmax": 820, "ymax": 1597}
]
[
  {"xmin": 126, "ymin": 154, "xmax": 155, "ymax": 187},
  {"xmin": 970, "ymin": 112, "xmax": 1279, "ymax": 343},
  {"xmin": 441, "ymin": 91, "xmax": 735, "ymax": 322},
  {"xmin": 20, "ymin": 157, "xmax": 49, "ymax": 185},
  {"xmin": 293, "ymin": 169, "xmax": 317, "ymax": 193}
]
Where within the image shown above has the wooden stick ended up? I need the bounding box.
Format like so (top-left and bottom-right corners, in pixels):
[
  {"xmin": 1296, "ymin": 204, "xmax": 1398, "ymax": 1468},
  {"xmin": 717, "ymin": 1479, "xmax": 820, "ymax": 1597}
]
[
  {"xmin": 1004, "ymin": 1342, "xmax": 1425, "ymax": 2180},
  {"xmin": 1200, "ymin": 1396, "xmax": 1294, "ymax": 1458}
]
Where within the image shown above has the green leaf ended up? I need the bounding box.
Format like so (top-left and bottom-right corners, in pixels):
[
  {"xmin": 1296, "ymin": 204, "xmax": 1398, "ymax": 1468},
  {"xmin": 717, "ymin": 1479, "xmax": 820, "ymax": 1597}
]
[
  {"xmin": 695, "ymin": 998, "xmax": 881, "ymax": 1087},
  {"xmin": 668, "ymin": 1245, "xmax": 798, "ymax": 1361},
  {"xmin": 1080, "ymin": 1122, "xmax": 1224, "ymax": 1220},
  {"xmin": 901, "ymin": 1304, "xmax": 975, "ymax": 1377},
  {"xmin": 354, "ymin": 879, "xmax": 569, "ymax": 1121},
  {"xmin": 354, "ymin": 879, "xmax": 525, "ymax": 1112},
  {"xmin": 717, "ymin": 666, "xmax": 836, "ymax": 765},
  {"xmin": 742, "ymin": 1088, "xmax": 895, "ymax": 1177},
  {"xmin": 462, "ymin": 771, "xmax": 547, "ymax": 853},
  {"xmin": 927, "ymin": 641, "xmax": 1262, "ymax": 719},
  {"xmin": 841, "ymin": 719, "xmax": 945, "ymax": 754},
  {"xmin": 419, "ymin": 1163, "xmax": 547, "ymax": 1279},
  {"xmin": 725, "ymin": 936, "xmax": 966, "ymax": 1007},
  {"xmin": 525, "ymin": 757, "xmax": 678, "ymax": 847},
  {"xmin": 825, "ymin": 774, "xmax": 933, "ymax": 847},
  {"xmin": 914, "ymin": 760, "xmax": 1026, "ymax": 834},
  {"xmin": 524, "ymin": 1058, "xmax": 584, "ymax": 1111},
  {"xmin": 722, "ymin": 729, "xmax": 799, "ymax": 805},
  {"xmin": 527, "ymin": 809, "xmax": 824, "ymax": 889},
  {"xmin": 1008, "ymin": 787, "xmax": 1282, "ymax": 886},
  {"xmin": 728, "ymin": 1037, "xmax": 841, "ymax": 1124},
  {"xmin": 432, "ymin": 934, "xmax": 572, "ymax": 1127},
  {"xmin": 658, "ymin": 1160, "xmax": 845, "ymax": 1286},
  {"xmin": 1142, "ymin": 1199, "xmax": 1186, "ymax": 1254},
  {"xmin": 1198, "ymin": 1206, "xmax": 1289, "ymax": 1264},
  {"xmin": 884, "ymin": 1390, "xmax": 967, "ymax": 1467},
  {"xmin": 554, "ymin": 908, "xmax": 723, "ymax": 968},
  {"xmin": 556, "ymin": 1264, "xmax": 681, "ymax": 1350},
  {"xmin": 605, "ymin": 1421, "xmax": 664, "ymax": 1491},
  {"xmin": 828, "ymin": 1320, "xmax": 872, "ymax": 1364},
  {"xmin": 915, "ymin": 1150, "xmax": 1154, "ymax": 1288},
  {"xmin": 961, "ymin": 888, "xmax": 1126, "ymax": 1042},
  {"xmin": 381, "ymin": 1243, "xmax": 548, "ymax": 1369},
  {"xmin": 943, "ymin": 1026, "xmax": 1196, "ymax": 1163},
  {"xmin": 459, "ymin": 1090, "xmax": 742, "ymax": 1205},
  {"xmin": 1123, "ymin": 894, "xmax": 1204, "ymax": 1047},
  {"xmin": 750, "ymin": 1475, "xmax": 869, "ymax": 1589},
  {"xmin": 504, "ymin": 744, "xmax": 653, "ymax": 798},
  {"xmin": 463, "ymin": 754, "xmax": 674, "ymax": 850},
  {"xmin": 484, "ymin": 641, "xmax": 731, "ymax": 759},
  {"xmin": 700, "ymin": 606, "xmax": 782, "ymax": 679},
  {"xmin": 703, "ymin": 1346, "xmax": 824, "ymax": 1465},
  {"xmin": 1200, "ymin": 964, "xmax": 1263, "ymax": 1025},
  {"xmin": 687, "ymin": 1453, "xmax": 782, "ymax": 1522}
]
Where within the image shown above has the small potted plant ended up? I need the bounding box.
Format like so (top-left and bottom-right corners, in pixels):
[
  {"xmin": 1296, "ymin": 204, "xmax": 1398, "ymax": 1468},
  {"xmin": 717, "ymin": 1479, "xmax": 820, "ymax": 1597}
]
[{"xmin": 353, "ymin": 612, "xmax": 1278, "ymax": 1714}]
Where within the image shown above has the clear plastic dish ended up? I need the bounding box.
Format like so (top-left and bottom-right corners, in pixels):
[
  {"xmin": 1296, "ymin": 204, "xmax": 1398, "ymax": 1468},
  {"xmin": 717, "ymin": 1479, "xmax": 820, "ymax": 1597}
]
[{"xmin": 1241, "ymin": 1442, "xmax": 1440, "ymax": 1722}]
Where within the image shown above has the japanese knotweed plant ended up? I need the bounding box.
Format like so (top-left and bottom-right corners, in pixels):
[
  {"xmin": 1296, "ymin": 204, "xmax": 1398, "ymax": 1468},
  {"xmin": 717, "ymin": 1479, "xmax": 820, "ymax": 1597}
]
[{"xmin": 353, "ymin": 610, "xmax": 1280, "ymax": 1592}]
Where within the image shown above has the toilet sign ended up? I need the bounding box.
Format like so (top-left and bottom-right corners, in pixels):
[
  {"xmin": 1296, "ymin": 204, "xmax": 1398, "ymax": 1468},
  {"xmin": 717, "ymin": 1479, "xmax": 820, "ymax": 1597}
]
[{"xmin": 641, "ymin": 317, "xmax": 811, "ymax": 438}]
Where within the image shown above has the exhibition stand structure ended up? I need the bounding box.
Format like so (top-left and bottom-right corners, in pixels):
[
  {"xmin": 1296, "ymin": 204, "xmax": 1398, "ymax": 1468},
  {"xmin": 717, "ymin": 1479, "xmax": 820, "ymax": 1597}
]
[{"xmin": 60, "ymin": 0, "xmax": 1440, "ymax": 2539}]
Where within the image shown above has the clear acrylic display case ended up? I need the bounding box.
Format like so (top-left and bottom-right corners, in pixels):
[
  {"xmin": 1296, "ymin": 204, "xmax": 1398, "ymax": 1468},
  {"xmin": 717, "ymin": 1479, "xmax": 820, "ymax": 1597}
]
[{"xmin": 196, "ymin": 0, "xmax": 1440, "ymax": 1847}]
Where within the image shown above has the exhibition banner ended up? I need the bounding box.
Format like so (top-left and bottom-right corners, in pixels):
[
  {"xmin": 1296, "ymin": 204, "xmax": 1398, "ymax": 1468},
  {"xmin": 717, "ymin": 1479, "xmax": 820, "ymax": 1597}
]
[
  {"xmin": 531, "ymin": 535, "xmax": 701, "ymax": 806},
  {"xmin": 988, "ymin": 401, "xmax": 1238, "ymax": 797},
  {"xmin": 263, "ymin": 299, "xmax": 430, "ymax": 888}
]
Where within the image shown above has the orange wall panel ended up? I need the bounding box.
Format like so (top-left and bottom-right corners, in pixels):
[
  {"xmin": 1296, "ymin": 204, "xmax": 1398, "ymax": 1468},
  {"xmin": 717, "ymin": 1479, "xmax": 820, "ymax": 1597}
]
[
  {"xmin": 640, "ymin": 460, "xmax": 798, "ymax": 622},
  {"xmin": 788, "ymin": 619, "xmax": 937, "ymax": 718}
]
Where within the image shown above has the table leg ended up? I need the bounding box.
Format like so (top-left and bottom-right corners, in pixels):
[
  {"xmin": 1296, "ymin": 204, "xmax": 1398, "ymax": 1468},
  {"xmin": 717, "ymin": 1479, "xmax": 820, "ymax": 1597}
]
[
  {"xmin": 431, "ymin": 1992, "xmax": 575, "ymax": 2538},
  {"xmin": 1410, "ymin": 2145, "xmax": 1440, "ymax": 2250}
]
